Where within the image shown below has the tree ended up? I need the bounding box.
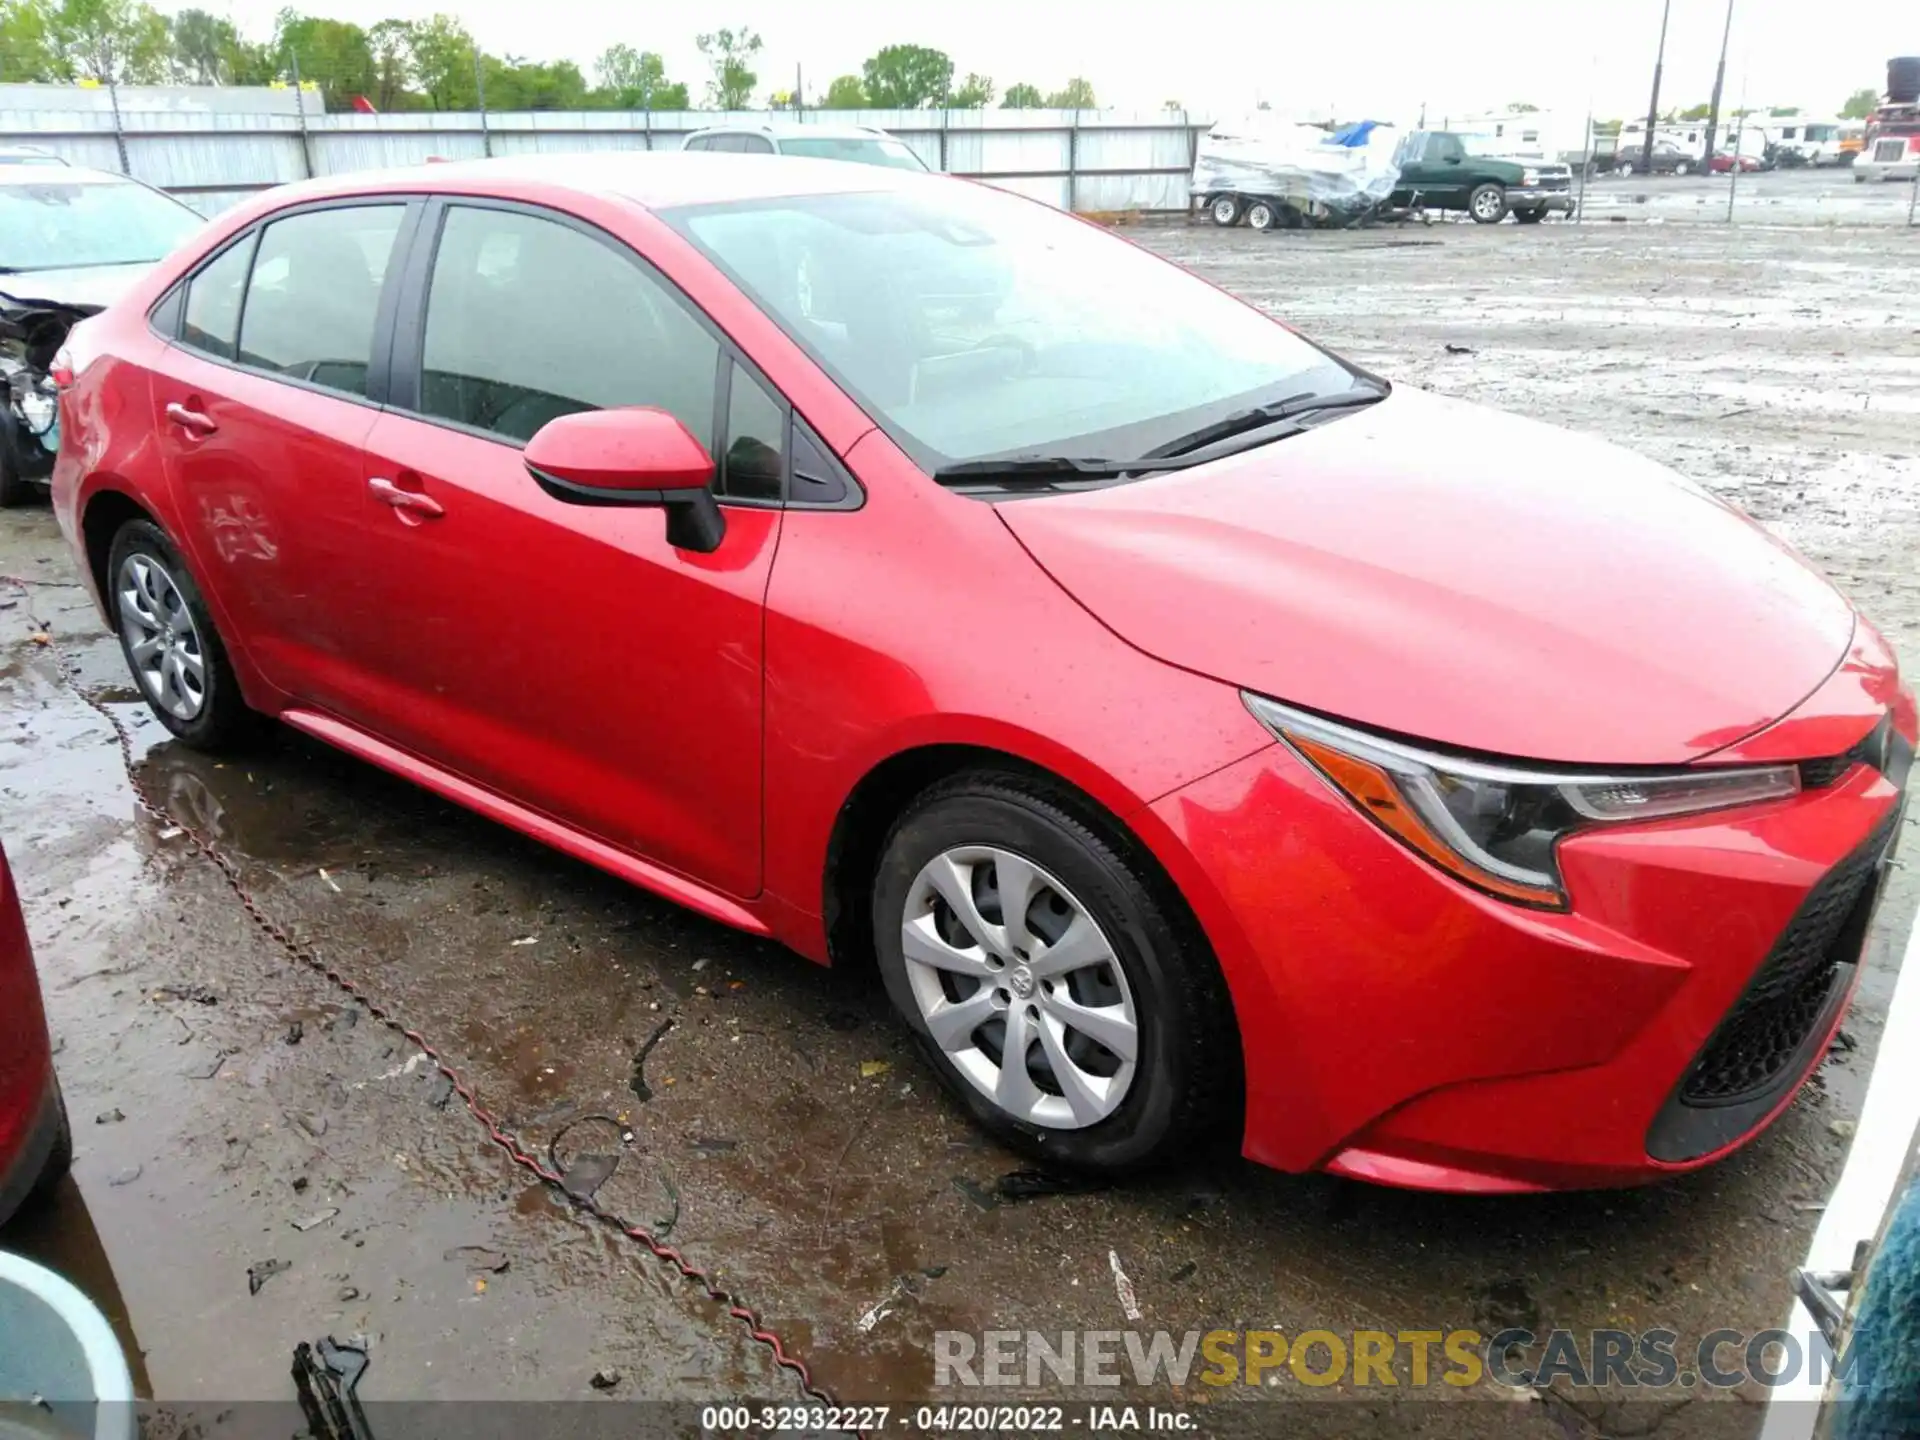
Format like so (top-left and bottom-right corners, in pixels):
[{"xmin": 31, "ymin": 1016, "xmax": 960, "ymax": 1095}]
[
  {"xmin": 1768, "ymin": 104, "xmax": 1802, "ymax": 117},
  {"xmin": 1162, "ymin": 98, "xmax": 1184, "ymax": 111},
  {"xmin": 1506, "ymin": 101, "xmax": 1539, "ymax": 112},
  {"xmin": 43, "ymin": 0, "xmax": 173, "ymax": 83},
  {"xmin": 949, "ymin": 72, "xmax": 993, "ymax": 108},
  {"xmin": 274, "ymin": 11, "xmax": 375, "ymax": 109},
  {"xmin": 860, "ymin": 43, "xmax": 952, "ymax": 108},
  {"xmin": 822, "ymin": 73, "xmax": 866, "ymax": 108},
  {"xmin": 1678, "ymin": 102, "xmax": 1712, "ymax": 121},
  {"xmin": 1840, "ymin": 88, "xmax": 1878, "ymax": 119},
  {"xmin": 485, "ymin": 55, "xmax": 586, "ymax": 111},
  {"xmin": 169, "ymin": 6, "xmax": 243, "ymax": 84},
  {"xmin": 404, "ymin": 13, "xmax": 476, "ymax": 110},
  {"xmin": 1000, "ymin": 81, "xmax": 1042, "ymax": 108},
  {"xmin": 696, "ymin": 26, "xmax": 760, "ymax": 110},
  {"xmin": 366, "ymin": 17, "xmax": 412, "ymax": 109},
  {"xmin": 0, "ymin": 0, "xmax": 60, "ymax": 80},
  {"xmin": 1045, "ymin": 77, "xmax": 1096, "ymax": 108},
  {"xmin": 595, "ymin": 43, "xmax": 683, "ymax": 108}
]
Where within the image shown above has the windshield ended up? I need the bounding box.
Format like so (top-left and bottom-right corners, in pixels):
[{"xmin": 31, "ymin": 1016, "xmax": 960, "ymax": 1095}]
[
  {"xmin": 779, "ymin": 136, "xmax": 928, "ymax": 171},
  {"xmin": 663, "ymin": 182, "xmax": 1352, "ymax": 471},
  {"xmin": 0, "ymin": 176, "xmax": 203, "ymax": 273}
]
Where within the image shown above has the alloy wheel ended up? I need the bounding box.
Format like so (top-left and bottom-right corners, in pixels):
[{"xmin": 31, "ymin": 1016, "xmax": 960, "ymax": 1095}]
[
  {"xmin": 900, "ymin": 845, "xmax": 1138, "ymax": 1130},
  {"xmin": 118, "ymin": 552, "xmax": 207, "ymax": 721}
]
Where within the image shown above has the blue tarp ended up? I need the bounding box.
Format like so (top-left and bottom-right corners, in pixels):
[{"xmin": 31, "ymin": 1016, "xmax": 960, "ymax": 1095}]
[{"xmin": 1328, "ymin": 120, "xmax": 1383, "ymax": 148}]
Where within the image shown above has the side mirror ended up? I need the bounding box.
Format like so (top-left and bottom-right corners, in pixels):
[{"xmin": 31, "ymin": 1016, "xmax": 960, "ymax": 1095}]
[{"xmin": 525, "ymin": 407, "xmax": 725, "ymax": 553}]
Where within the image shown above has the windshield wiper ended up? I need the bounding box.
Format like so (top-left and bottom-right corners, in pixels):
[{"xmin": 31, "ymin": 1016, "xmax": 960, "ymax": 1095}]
[
  {"xmin": 1145, "ymin": 382, "xmax": 1388, "ymax": 460},
  {"xmin": 931, "ymin": 454, "xmax": 1203, "ymax": 487}
]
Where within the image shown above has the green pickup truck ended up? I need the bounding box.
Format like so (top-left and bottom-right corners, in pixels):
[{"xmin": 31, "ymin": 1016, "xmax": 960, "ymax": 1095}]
[{"xmin": 1390, "ymin": 131, "xmax": 1576, "ymax": 223}]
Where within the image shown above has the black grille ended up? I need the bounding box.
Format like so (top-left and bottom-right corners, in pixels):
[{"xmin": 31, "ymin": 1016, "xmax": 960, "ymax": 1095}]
[
  {"xmin": 1678, "ymin": 814, "xmax": 1895, "ymax": 1105},
  {"xmin": 1798, "ymin": 711, "xmax": 1905, "ymax": 789}
]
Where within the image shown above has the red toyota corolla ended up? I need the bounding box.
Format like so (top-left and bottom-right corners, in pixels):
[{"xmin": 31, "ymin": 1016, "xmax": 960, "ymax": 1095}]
[
  {"xmin": 49, "ymin": 155, "xmax": 1912, "ymax": 1192},
  {"xmin": 1, "ymin": 839, "xmax": 70, "ymax": 1225}
]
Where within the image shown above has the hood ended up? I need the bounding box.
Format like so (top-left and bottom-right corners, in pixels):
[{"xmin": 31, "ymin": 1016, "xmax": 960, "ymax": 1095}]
[
  {"xmin": 996, "ymin": 387, "xmax": 1855, "ymax": 766},
  {"xmin": 0, "ymin": 262, "xmax": 153, "ymax": 314}
]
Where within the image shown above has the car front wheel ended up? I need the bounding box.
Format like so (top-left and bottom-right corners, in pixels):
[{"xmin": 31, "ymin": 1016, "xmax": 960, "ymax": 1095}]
[
  {"xmin": 107, "ymin": 518, "xmax": 257, "ymax": 751},
  {"xmin": 1468, "ymin": 183, "xmax": 1509, "ymax": 223},
  {"xmin": 872, "ymin": 772, "xmax": 1238, "ymax": 1175}
]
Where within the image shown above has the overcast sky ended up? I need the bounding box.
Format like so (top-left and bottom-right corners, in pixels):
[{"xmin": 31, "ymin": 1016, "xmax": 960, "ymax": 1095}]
[{"xmin": 209, "ymin": 0, "xmax": 1891, "ymax": 121}]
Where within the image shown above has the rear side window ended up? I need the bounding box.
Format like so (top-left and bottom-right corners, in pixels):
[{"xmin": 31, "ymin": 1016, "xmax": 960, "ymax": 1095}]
[
  {"xmin": 739, "ymin": 135, "xmax": 776, "ymax": 154},
  {"xmin": 417, "ymin": 205, "xmax": 719, "ymax": 446},
  {"xmin": 237, "ymin": 205, "xmax": 404, "ymax": 398},
  {"xmin": 684, "ymin": 135, "xmax": 711, "ymax": 152},
  {"xmin": 180, "ymin": 233, "xmax": 256, "ymax": 361}
]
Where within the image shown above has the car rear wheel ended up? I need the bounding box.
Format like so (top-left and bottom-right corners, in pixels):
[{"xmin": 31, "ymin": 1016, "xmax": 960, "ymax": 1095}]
[
  {"xmin": 21, "ymin": 1083, "xmax": 71, "ymax": 1213},
  {"xmin": 107, "ymin": 519, "xmax": 257, "ymax": 751},
  {"xmin": 1468, "ymin": 183, "xmax": 1509, "ymax": 223},
  {"xmin": 1674, "ymin": 159, "xmax": 1693, "ymax": 176},
  {"xmin": 1208, "ymin": 194, "xmax": 1241, "ymax": 227},
  {"xmin": 0, "ymin": 452, "xmax": 35, "ymax": 508},
  {"xmin": 872, "ymin": 771, "xmax": 1238, "ymax": 1175},
  {"xmin": 1244, "ymin": 200, "xmax": 1277, "ymax": 231},
  {"xmin": 1616, "ymin": 160, "xmax": 1636, "ymax": 177}
]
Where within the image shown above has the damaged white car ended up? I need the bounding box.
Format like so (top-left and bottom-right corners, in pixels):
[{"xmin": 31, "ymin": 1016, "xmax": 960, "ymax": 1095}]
[{"xmin": 0, "ymin": 164, "xmax": 204, "ymax": 505}]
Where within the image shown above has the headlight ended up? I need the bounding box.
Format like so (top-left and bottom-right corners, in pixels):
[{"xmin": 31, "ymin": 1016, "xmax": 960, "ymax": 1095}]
[
  {"xmin": 1522, "ymin": 168, "xmax": 1541, "ymax": 186},
  {"xmin": 1244, "ymin": 694, "xmax": 1801, "ymax": 909}
]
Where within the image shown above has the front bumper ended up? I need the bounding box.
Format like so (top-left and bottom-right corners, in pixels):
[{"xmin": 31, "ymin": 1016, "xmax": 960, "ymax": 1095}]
[
  {"xmin": 1150, "ymin": 664, "xmax": 1913, "ymax": 1192},
  {"xmin": 1510, "ymin": 188, "xmax": 1576, "ymax": 212}
]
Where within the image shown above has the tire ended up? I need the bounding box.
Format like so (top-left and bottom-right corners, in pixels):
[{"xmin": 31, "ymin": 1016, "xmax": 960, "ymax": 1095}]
[
  {"xmin": 872, "ymin": 771, "xmax": 1237, "ymax": 1175},
  {"xmin": 1514, "ymin": 208, "xmax": 1548, "ymax": 224},
  {"xmin": 12, "ymin": 1082, "xmax": 72, "ymax": 1220},
  {"xmin": 1616, "ymin": 161, "xmax": 1636, "ymax": 177},
  {"xmin": 1467, "ymin": 183, "xmax": 1509, "ymax": 224},
  {"xmin": 0, "ymin": 449, "xmax": 36, "ymax": 508},
  {"xmin": 1674, "ymin": 160, "xmax": 1693, "ymax": 177},
  {"xmin": 106, "ymin": 518, "xmax": 257, "ymax": 751},
  {"xmin": 1208, "ymin": 194, "xmax": 1241, "ymax": 228},
  {"xmin": 1244, "ymin": 200, "xmax": 1277, "ymax": 231}
]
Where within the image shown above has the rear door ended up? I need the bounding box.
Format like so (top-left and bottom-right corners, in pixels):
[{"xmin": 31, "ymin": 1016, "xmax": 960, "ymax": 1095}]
[
  {"xmin": 148, "ymin": 199, "xmax": 416, "ymax": 711},
  {"xmin": 343, "ymin": 199, "xmax": 784, "ymax": 897}
]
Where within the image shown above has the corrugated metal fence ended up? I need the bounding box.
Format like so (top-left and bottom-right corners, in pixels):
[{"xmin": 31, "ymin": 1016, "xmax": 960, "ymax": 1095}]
[{"xmin": 0, "ymin": 104, "xmax": 1211, "ymax": 216}]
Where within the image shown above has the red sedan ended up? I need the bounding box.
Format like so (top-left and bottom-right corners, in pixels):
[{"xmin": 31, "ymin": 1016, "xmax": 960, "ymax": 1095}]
[
  {"xmin": 0, "ymin": 839, "xmax": 69, "ymax": 1225},
  {"xmin": 1711, "ymin": 153, "xmax": 1764, "ymax": 173},
  {"xmin": 50, "ymin": 156, "xmax": 1913, "ymax": 1192}
]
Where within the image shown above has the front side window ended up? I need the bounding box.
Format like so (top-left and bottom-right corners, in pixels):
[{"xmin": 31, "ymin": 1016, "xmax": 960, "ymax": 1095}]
[
  {"xmin": 180, "ymin": 233, "xmax": 256, "ymax": 361},
  {"xmin": 237, "ymin": 205, "xmax": 404, "ymax": 397},
  {"xmin": 418, "ymin": 205, "xmax": 719, "ymax": 446},
  {"xmin": 663, "ymin": 182, "xmax": 1352, "ymax": 472},
  {"xmin": 720, "ymin": 362, "xmax": 783, "ymax": 501},
  {"xmin": 0, "ymin": 175, "xmax": 203, "ymax": 273},
  {"xmin": 779, "ymin": 137, "xmax": 928, "ymax": 171}
]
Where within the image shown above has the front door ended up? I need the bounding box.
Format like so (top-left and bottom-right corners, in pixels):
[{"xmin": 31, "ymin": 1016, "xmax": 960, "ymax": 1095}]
[
  {"xmin": 347, "ymin": 201, "xmax": 783, "ymax": 898},
  {"xmin": 149, "ymin": 201, "xmax": 412, "ymax": 716}
]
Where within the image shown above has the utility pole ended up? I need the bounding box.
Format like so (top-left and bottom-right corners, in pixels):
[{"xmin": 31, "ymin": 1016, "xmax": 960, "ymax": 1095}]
[
  {"xmin": 1642, "ymin": 0, "xmax": 1673, "ymax": 168},
  {"xmin": 1702, "ymin": 0, "xmax": 1735, "ymax": 167}
]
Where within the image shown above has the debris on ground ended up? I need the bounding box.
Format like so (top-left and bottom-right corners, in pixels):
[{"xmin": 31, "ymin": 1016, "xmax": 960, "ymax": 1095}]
[
  {"xmin": 108, "ymin": 1164, "xmax": 142, "ymax": 1187},
  {"xmin": 444, "ymin": 1245, "xmax": 510, "ymax": 1274},
  {"xmin": 293, "ymin": 1208, "xmax": 340, "ymax": 1232},
  {"xmin": 1109, "ymin": 1249, "xmax": 1142, "ymax": 1321},
  {"xmin": 1169, "ymin": 1261, "xmax": 1197, "ymax": 1283},
  {"xmin": 249, "ymin": 1258, "xmax": 291, "ymax": 1295},
  {"xmin": 152, "ymin": 984, "xmax": 219, "ymax": 1005},
  {"xmin": 859, "ymin": 1059, "xmax": 891, "ymax": 1078},
  {"xmin": 95, "ymin": 1107, "xmax": 124, "ymax": 1124},
  {"xmin": 589, "ymin": 1368, "xmax": 620, "ymax": 1391},
  {"xmin": 1445, "ymin": 342, "xmax": 1476, "ymax": 354},
  {"xmin": 295, "ymin": 1112, "xmax": 329, "ymax": 1138},
  {"xmin": 626, "ymin": 1017, "xmax": 674, "ymax": 1102},
  {"xmin": 292, "ymin": 1337, "xmax": 373, "ymax": 1440},
  {"xmin": 286, "ymin": 1020, "xmax": 304, "ymax": 1045}
]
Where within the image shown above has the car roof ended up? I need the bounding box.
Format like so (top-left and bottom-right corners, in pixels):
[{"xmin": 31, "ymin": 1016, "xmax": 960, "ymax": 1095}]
[
  {"xmin": 685, "ymin": 120, "xmax": 893, "ymax": 140},
  {"xmin": 276, "ymin": 150, "xmax": 923, "ymax": 211},
  {"xmin": 0, "ymin": 162, "xmax": 137, "ymax": 187}
]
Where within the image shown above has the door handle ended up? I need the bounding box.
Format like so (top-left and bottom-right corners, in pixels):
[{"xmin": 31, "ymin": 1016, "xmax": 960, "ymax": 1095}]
[
  {"xmin": 368, "ymin": 476, "xmax": 444, "ymax": 518},
  {"xmin": 165, "ymin": 402, "xmax": 217, "ymax": 435}
]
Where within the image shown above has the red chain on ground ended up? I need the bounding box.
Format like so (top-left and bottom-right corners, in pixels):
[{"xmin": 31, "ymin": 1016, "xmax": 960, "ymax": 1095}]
[{"xmin": 5, "ymin": 575, "xmax": 851, "ymax": 1424}]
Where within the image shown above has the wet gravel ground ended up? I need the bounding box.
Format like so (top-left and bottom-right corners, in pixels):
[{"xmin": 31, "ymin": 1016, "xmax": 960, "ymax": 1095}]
[{"xmin": 2, "ymin": 169, "xmax": 1916, "ymax": 1438}]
